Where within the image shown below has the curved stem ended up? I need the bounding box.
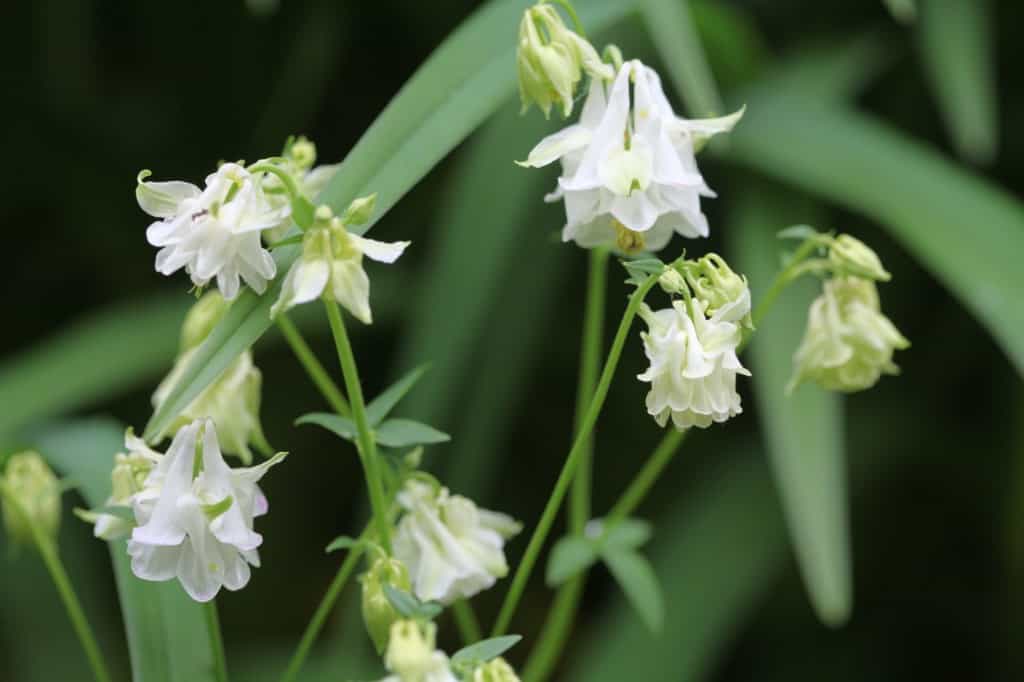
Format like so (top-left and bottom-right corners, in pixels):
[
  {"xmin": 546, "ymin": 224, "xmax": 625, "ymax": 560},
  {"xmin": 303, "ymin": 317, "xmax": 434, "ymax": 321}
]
[
  {"xmin": 569, "ymin": 248, "xmax": 609, "ymax": 534},
  {"xmin": 280, "ymin": 541, "xmax": 366, "ymax": 682},
  {"xmin": 247, "ymin": 162, "xmax": 302, "ymax": 203},
  {"xmin": 275, "ymin": 313, "xmax": 351, "ymax": 417},
  {"xmin": 551, "ymin": 0, "xmax": 586, "ymax": 37},
  {"xmin": 604, "ymin": 428, "xmax": 687, "ymax": 527},
  {"xmin": 204, "ymin": 600, "xmax": 229, "ymax": 682},
  {"xmin": 0, "ymin": 485, "xmax": 112, "ymax": 682},
  {"xmin": 490, "ymin": 274, "xmax": 658, "ymax": 637},
  {"xmin": 323, "ymin": 300, "xmax": 391, "ymax": 553},
  {"xmin": 751, "ymin": 238, "xmax": 820, "ymax": 328}
]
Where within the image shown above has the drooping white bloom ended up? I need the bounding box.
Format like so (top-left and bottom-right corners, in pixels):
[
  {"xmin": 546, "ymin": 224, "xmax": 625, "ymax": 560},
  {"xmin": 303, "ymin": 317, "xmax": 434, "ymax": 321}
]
[
  {"xmin": 127, "ymin": 419, "xmax": 285, "ymax": 602},
  {"xmin": 520, "ymin": 60, "xmax": 742, "ymax": 252},
  {"xmin": 138, "ymin": 163, "xmax": 283, "ymax": 300},
  {"xmin": 380, "ymin": 620, "xmax": 458, "ymax": 682},
  {"xmin": 391, "ymin": 480, "xmax": 522, "ymax": 605},
  {"xmin": 789, "ymin": 276, "xmax": 909, "ymax": 393},
  {"xmin": 637, "ymin": 297, "xmax": 751, "ymax": 429},
  {"xmin": 270, "ymin": 204, "xmax": 410, "ymax": 323}
]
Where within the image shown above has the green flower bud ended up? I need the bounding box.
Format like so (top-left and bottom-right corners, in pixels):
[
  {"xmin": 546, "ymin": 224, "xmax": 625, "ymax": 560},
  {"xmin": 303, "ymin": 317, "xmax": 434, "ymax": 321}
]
[
  {"xmin": 385, "ymin": 619, "xmax": 438, "ymax": 678},
  {"xmin": 181, "ymin": 291, "xmax": 230, "ymax": 351},
  {"xmin": 516, "ymin": 3, "xmax": 612, "ymax": 118},
  {"xmin": 828, "ymin": 234, "xmax": 891, "ymax": 281},
  {"xmin": 789, "ymin": 276, "xmax": 909, "ymax": 393},
  {"xmin": 657, "ymin": 266, "xmax": 687, "ymax": 295},
  {"xmin": 473, "ymin": 658, "xmax": 521, "ymax": 682},
  {"xmin": 1, "ymin": 452, "xmax": 61, "ymax": 548},
  {"xmin": 287, "ymin": 135, "xmax": 317, "ymax": 171},
  {"xmin": 341, "ymin": 193, "xmax": 377, "ymax": 227},
  {"xmin": 361, "ymin": 555, "xmax": 412, "ymax": 653},
  {"xmin": 683, "ymin": 253, "xmax": 752, "ymax": 328}
]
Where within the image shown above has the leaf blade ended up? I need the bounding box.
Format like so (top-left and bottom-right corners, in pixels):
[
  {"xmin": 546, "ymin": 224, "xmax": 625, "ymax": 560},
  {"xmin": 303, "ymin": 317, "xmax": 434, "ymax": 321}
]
[
  {"xmin": 450, "ymin": 635, "xmax": 522, "ymax": 666},
  {"xmin": 601, "ymin": 548, "xmax": 665, "ymax": 634},
  {"xmin": 365, "ymin": 364, "xmax": 431, "ymax": 426},
  {"xmin": 374, "ymin": 419, "xmax": 451, "ymax": 448}
]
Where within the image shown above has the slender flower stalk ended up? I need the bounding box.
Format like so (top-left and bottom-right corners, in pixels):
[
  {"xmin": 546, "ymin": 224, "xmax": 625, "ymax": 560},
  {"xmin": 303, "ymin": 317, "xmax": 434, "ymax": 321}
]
[
  {"xmin": 0, "ymin": 483, "xmax": 113, "ymax": 682},
  {"xmin": 274, "ymin": 313, "xmax": 351, "ymax": 417},
  {"xmin": 280, "ymin": 534, "xmax": 368, "ymax": 682},
  {"xmin": 323, "ymin": 299, "xmax": 392, "ymax": 552},
  {"xmin": 452, "ymin": 600, "xmax": 483, "ymax": 645},
  {"xmin": 205, "ymin": 600, "xmax": 229, "ymax": 682},
  {"xmin": 491, "ymin": 273, "xmax": 659, "ymax": 636}
]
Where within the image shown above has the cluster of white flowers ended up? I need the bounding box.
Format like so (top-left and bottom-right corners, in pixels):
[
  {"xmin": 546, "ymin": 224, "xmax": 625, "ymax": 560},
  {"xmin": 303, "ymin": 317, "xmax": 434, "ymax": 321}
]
[
  {"xmin": 84, "ymin": 420, "xmax": 284, "ymax": 602},
  {"xmin": 392, "ymin": 479, "xmax": 522, "ymax": 605},
  {"xmin": 521, "ymin": 59, "xmax": 742, "ymax": 253}
]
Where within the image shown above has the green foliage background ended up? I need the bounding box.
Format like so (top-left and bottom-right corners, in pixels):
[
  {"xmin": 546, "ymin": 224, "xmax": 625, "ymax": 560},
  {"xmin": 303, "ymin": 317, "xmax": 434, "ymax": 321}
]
[{"xmin": 2, "ymin": 0, "xmax": 1023, "ymax": 680}]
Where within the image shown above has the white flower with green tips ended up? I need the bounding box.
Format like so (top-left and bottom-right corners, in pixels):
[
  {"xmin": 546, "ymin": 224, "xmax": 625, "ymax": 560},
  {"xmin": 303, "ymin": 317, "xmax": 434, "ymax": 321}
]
[
  {"xmin": 270, "ymin": 198, "xmax": 410, "ymax": 324},
  {"xmin": 380, "ymin": 620, "xmax": 457, "ymax": 682},
  {"xmin": 637, "ymin": 296, "xmax": 751, "ymax": 429},
  {"xmin": 790, "ymin": 276, "xmax": 909, "ymax": 393},
  {"xmin": 138, "ymin": 163, "xmax": 283, "ymax": 300},
  {"xmin": 127, "ymin": 419, "xmax": 285, "ymax": 602},
  {"xmin": 392, "ymin": 479, "xmax": 522, "ymax": 605},
  {"xmin": 520, "ymin": 59, "xmax": 742, "ymax": 253}
]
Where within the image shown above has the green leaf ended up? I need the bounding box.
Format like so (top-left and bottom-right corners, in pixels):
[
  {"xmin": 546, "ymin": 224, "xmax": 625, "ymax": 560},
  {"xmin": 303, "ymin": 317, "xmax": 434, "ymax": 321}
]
[
  {"xmin": 600, "ymin": 518, "xmax": 653, "ymax": 551},
  {"xmin": 729, "ymin": 190, "xmax": 851, "ymax": 626},
  {"xmin": 33, "ymin": 418, "xmax": 219, "ymax": 682},
  {"xmin": 296, "ymin": 412, "xmax": 357, "ymax": 442},
  {"xmin": 546, "ymin": 536, "xmax": 599, "ymax": 587},
  {"xmin": 723, "ymin": 93, "xmax": 1024, "ymax": 378},
  {"xmin": 365, "ymin": 364, "xmax": 430, "ymax": 426},
  {"xmin": 383, "ymin": 585, "xmax": 442, "ymax": 621},
  {"xmin": 602, "ymin": 548, "xmax": 665, "ymax": 634},
  {"xmin": 0, "ymin": 294, "xmax": 188, "ymax": 440},
  {"xmin": 141, "ymin": 0, "xmax": 639, "ymax": 444},
  {"xmin": 919, "ymin": 0, "xmax": 997, "ymax": 164},
  {"xmin": 374, "ymin": 419, "xmax": 450, "ymax": 448},
  {"xmin": 450, "ymin": 635, "xmax": 522, "ymax": 666},
  {"xmin": 639, "ymin": 0, "xmax": 723, "ymax": 116}
]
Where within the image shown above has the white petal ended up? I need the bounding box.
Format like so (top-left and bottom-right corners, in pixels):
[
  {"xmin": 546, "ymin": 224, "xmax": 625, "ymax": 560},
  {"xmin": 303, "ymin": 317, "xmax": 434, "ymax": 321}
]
[
  {"xmin": 330, "ymin": 259, "xmax": 372, "ymax": 324},
  {"xmin": 518, "ymin": 125, "xmax": 592, "ymax": 168},
  {"xmin": 137, "ymin": 179, "xmax": 201, "ymax": 218},
  {"xmin": 128, "ymin": 540, "xmax": 180, "ymax": 581},
  {"xmin": 349, "ymin": 234, "xmax": 411, "ymax": 264}
]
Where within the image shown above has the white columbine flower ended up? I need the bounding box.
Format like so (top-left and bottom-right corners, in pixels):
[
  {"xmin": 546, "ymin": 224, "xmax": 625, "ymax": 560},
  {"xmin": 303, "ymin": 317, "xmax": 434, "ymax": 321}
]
[
  {"xmin": 637, "ymin": 297, "xmax": 751, "ymax": 429},
  {"xmin": 392, "ymin": 480, "xmax": 522, "ymax": 605},
  {"xmin": 789, "ymin": 276, "xmax": 909, "ymax": 393},
  {"xmin": 127, "ymin": 419, "xmax": 285, "ymax": 602},
  {"xmin": 270, "ymin": 204, "xmax": 410, "ymax": 324},
  {"xmin": 520, "ymin": 59, "xmax": 742, "ymax": 252},
  {"xmin": 138, "ymin": 163, "xmax": 283, "ymax": 300},
  {"xmin": 380, "ymin": 620, "xmax": 458, "ymax": 682}
]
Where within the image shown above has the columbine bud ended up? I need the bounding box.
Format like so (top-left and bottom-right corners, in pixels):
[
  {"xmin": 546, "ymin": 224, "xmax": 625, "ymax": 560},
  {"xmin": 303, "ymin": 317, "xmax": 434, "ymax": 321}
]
[
  {"xmin": 181, "ymin": 291, "xmax": 230, "ymax": 351},
  {"xmin": 828, "ymin": 234, "xmax": 891, "ymax": 282},
  {"xmin": 361, "ymin": 555, "xmax": 412, "ymax": 653},
  {"xmin": 683, "ymin": 253, "xmax": 752, "ymax": 328},
  {"xmin": 1, "ymin": 452, "xmax": 61, "ymax": 548},
  {"xmin": 789, "ymin": 276, "xmax": 909, "ymax": 393},
  {"xmin": 473, "ymin": 658, "xmax": 521, "ymax": 682},
  {"xmin": 517, "ymin": 3, "xmax": 612, "ymax": 118},
  {"xmin": 385, "ymin": 620, "xmax": 440, "ymax": 678},
  {"xmin": 657, "ymin": 266, "xmax": 687, "ymax": 295},
  {"xmin": 341, "ymin": 193, "xmax": 377, "ymax": 226},
  {"xmin": 287, "ymin": 135, "xmax": 317, "ymax": 171}
]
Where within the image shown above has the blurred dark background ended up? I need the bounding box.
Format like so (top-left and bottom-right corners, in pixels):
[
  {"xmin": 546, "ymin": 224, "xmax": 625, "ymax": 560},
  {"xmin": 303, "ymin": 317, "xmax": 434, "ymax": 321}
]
[{"xmin": 2, "ymin": 0, "xmax": 1023, "ymax": 680}]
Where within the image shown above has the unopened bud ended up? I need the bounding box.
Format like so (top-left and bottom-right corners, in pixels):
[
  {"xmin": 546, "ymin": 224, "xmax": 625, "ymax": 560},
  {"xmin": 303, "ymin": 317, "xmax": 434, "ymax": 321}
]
[
  {"xmin": 287, "ymin": 136, "xmax": 317, "ymax": 171},
  {"xmin": 361, "ymin": 556, "xmax": 412, "ymax": 653},
  {"xmin": 1, "ymin": 452, "xmax": 61, "ymax": 548},
  {"xmin": 683, "ymin": 253, "xmax": 752, "ymax": 327},
  {"xmin": 473, "ymin": 658, "xmax": 522, "ymax": 682},
  {"xmin": 828, "ymin": 234, "xmax": 891, "ymax": 281},
  {"xmin": 341, "ymin": 193, "xmax": 377, "ymax": 227},
  {"xmin": 385, "ymin": 619, "xmax": 438, "ymax": 678},
  {"xmin": 658, "ymin": 266, "xmax": 687, "ymax": 295},
  {"xmin": 181, "ymin": 291, "xmax": 230, "ymax": 351}
]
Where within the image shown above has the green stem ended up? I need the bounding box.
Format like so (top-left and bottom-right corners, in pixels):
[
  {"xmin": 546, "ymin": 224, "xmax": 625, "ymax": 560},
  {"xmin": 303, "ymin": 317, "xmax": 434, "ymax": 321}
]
[
  {"xmin": 751, "ymin": 237, "xmax": 821, "ymax": 328},
  {"xmin": 275, "ymin": 313, "xmax": 351, "ymax": 417},
  {"xmin": 551, "ymin": 0, "xmax": 586, "ymax": 37},
  {"xmin": 323, "ymin": 299, "xmax": 392, "ymax": 553},
  {"xmin": 280, "ymin": 541, "xmax": 367, "ymax": 682},
  {"xmin": 247, "ymin": 162, "xmax": 302, "ymax": 204},
  {"xmin": 490, "ymin": 274, "xmax": 658, "ymax": 637},
  {"xmin": 569, "ymin": 248, "xmax": 609, "ymax": 534},
  {"xmin": 0, "ymin": 485, "xmax": 113, "ymax": 682},
  {"xmin": 452, "ymin": 600, "xmax": 483, "ymax": 645},
  {"xmin": 522, "ymin": 428, "xmax": 688, "ymax": 682},
  {"xmin": 205, "ymin": 600, "xmax": 229, "ymax": 682}
]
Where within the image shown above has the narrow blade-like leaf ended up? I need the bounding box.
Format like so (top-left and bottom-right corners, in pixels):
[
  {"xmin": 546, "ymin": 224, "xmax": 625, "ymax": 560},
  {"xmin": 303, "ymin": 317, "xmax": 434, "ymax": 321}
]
[
  {"xmin": 601, "ymin": 548, "xmax": 665, "ymax": 633},
  {"xmin": 374, "ymin": 419, "xmax": 451, "ymax": 448},
  {"xmin": 451, "ymin": 635, "xmax": 522, "ymax": 666},
  {"xmin": 365, "ymin": 364, "xmax": 430, "ymax": 426}
]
